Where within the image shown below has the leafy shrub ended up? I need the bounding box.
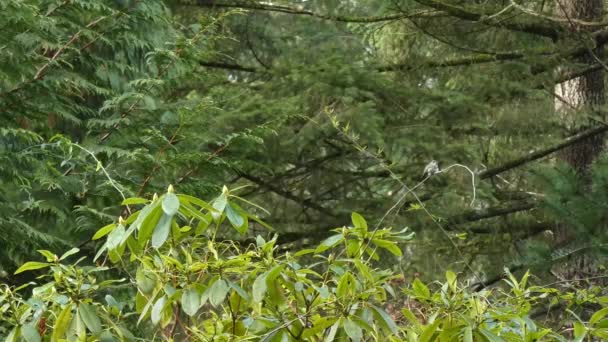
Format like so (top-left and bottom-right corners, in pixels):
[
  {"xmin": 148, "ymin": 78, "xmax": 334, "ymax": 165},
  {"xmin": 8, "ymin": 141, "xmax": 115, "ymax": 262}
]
[{"xmin": 1, "ymin": 186, "xmax": 608, "ymax": 341}]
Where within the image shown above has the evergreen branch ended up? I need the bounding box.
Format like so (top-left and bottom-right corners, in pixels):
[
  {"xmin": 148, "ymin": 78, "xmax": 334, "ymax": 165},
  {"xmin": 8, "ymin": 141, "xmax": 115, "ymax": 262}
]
[
  {"xmin": 478, "ymin": 125, "xmax": 608, "ymax": 180},
  {"xmin": 199, "ymin": 61, "xmax": 259, "ymax": 73},
  {"xmin": 200, "ymin": 52, "xmax": 527, "ymax": 75},
  {"xmin": 194, "ymin": 0, "xmax": 440, "ymax": 23},
  {"xmin": 237, "ymin": 171, "xmax": 338, "ymax": 218},
  {"xmin": 0, "ymin": 15, "xmax": 110, "ymax": 98},
  {"xmin": 412, "ymin": 0, "xmax": 561, "ymax": 40},
  {"xmin": 33, "ymin": 16, "xmax": 108, "ymax": 80},
  {"xmin": 444, "ymin": 200, "xmax": 536, "ymax": 230},
  {"xmin": 379, "ymin": 52, "xmax": 526, "ymax": 71}
]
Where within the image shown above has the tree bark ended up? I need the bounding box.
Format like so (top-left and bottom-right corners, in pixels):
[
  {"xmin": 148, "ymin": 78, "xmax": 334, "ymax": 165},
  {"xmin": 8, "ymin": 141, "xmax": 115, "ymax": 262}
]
[
  {"xmin": 553, "ymin": 0, "xmax": 605, "ymax": 276},
  {"xmin": 555, "ymin": 0, "xmax": 605, "ymax": 175}
]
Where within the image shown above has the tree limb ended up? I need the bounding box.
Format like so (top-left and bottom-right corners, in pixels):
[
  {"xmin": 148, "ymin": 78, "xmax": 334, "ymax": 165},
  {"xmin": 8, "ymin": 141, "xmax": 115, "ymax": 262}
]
[
  {"xmin": 195, "ymin": 0, "xmax": 440, "ymax": 23},
  {"xmin": 478, "ymin": 125, "xmax": 608, "ymax": 179},
  {"xmin": 445, "ymin": 201, "xmax": 537, "ymax": 231},
  {"xmin": 412, "ymin": 0, "xmax": 561, "ymax": 40}
]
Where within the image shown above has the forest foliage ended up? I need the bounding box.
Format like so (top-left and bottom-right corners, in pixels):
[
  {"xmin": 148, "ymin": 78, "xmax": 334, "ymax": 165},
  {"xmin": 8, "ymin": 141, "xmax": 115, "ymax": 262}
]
[{"xmin": 2, "ymin": 0, "xmax": 608, "ymax": 340}]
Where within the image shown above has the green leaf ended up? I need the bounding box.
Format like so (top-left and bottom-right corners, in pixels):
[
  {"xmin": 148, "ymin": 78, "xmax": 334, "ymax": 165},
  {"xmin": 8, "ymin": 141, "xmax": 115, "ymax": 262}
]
[
  {"xmin": 106, "ymin": 224, "xmax": 126, "ymax": 250},
  {"xmin": 122, "ymin": 197, "xmax": 149, "ymax": 205},
  {"xmin": 225, "ymin": 203, "xmax": 245, "ymax": 232},
  {"xmin": 401, "ymin": 308, "xmax": 421, "ymax": 329},
  {"xmin": 136, "ymin": 269, "xmax": 157, "ymax": 295},
  {"xmin": 59, "ymin": 248, "xmax": 79, "ymax": 261},
  {"xmin": 52, "ymin": 305, "xmax": 73, "ymax": 341},
  {"xmin": 478, "ymin": 328, "xmax": 505, "ymax": 342},
  {"xmin": 315, "ymin": 234, "xmax": 344, "ymax": 253},
  {"xmin": 162, "ymin": 193, "xmax": 180, "ymax": 216},
  {"xmin": 266, "ymin": 265, "xmax": 285, "ymax": 284},
  {"xmin": 181, "ymin": 288, "xmax": 201, "ymax": 317},
  {"xmin": 301, "ymin": 317, "xmax": 338, "ymax": 339},
  {"xmin": 138, "ymin": 204, "xmax": 162, "ymax": 245},
  {"xmin": 5, "ymin": 327, "xmax": 17, "ymax": 342},
  {"xmin": 211, "ymin": 194, "xmax": 227, "ymax": 220},
  {"xmin": 419, "ymin": 321, "xmax": 439, "ymax": 342},
  {"xmin": 228, "ymin": 280, "xmax": 250, "ymax": 301},
  {"xmin": 325, "ymin": 321, "xmax": 340, "ymax": 342},
  {"xmin": 92, "ymin": 223, "xmax": 116, "ymax": 240},
  {"xmin": 591, "ymin": 307, "xmax": 608, "ymax": 325},
  {"xmin": 446, "ymin": 270, "xmax": 457, "ymax": 290},
  {"xmin": 151, "ymin": 296, "xmax": 166, "ymax": 325},
  {"xmin": 253, "ymin": 272, "xmax": 268, "ymax": 303},
  {"xmin": 14, "ymin": 262, "xmax": 50, "ymax": 274},
  {"xmin": 463, "ymin": 327, "xmax": 473, "ymax": 342},
  {"xmin": 177, "ymin": 194, "xmax": 216, "ymax": 212},
  {"xmin": 151, "ymin": 213, "xmax": 172, "ymax": 248},
  {"xmin": 573, "ymin": 321, "xmax": 587, "ymax": 342},
  {"xmin": 351, "ymin": 212, "xmax": 367, "ymax": 232},
  {"xmin": 412, "ymin": 278, "xmax": 431, "ymax": 299},
  {"xmin": 337, "ymin": 272, "xmax": 355, "ymax": 298},
  {"xmin": 370, "ymin": 305, "xmax": 398, "ymax": 335},
  {"xmin": 21, "ymin": 324, "xmax": 40, "ymax": 342},
  {"xmin": 78, "ymin": 303, "xmax": 102, "ymax": 335},
  {"xmin": 36, "ymin": 250, "xmax": 56, "ymax": 262},
  {"xmin": 344, "ymin": 318, "xmax": 363, "ymax": 342},
  {"xmin": 209, "ymin": 279, "xmax": 230, "ymax": 307},
  {"xmin": 371, "ymin": 239, "xmax": 402, "ymax": 256}
]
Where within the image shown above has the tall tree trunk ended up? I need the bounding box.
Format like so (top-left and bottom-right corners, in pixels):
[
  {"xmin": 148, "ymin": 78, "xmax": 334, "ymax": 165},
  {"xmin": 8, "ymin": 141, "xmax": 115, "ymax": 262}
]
[{"xmin": 554, "ymin": 0, "xmax": 605, "ymax": 276}]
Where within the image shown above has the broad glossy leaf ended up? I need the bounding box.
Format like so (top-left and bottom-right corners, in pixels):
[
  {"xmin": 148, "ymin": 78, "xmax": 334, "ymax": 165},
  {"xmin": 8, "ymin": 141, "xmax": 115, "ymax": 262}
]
[
  {"xmin": 14, "ymin": 262, "xmax": 50, "ymax": 275},
  {"xmin": 371, "ymin": 239, "xmax": 402, "ymax": 256},
  {"xmin": 228, "ymin": 280, "xmax": 251, "ymax": 301},
  {"xmin": 151, "ymin": 296, "xmax": 166, "ymax": 325},
  {"xmin": 225, "ymin": 203, "xmax": 246, "ymax": 233},
  {"xmin": 301, "ymin": 317, "xmax": 338, "ymax": 339},
  {"xmin": 351, "ymin": 212, "xmax": 367, "ymax": 231},
  {"xmin": 181, "ymin": 288, "xmax": 201, "ymax": 317},
  {"xmin": 209, "ymin": 279, "xmax": 230, "ymax": 307},
  {"xmin": 21, "ymin": 324, "xmax": 40, "ymax": 342},
  {"xmin": 591, "ymin": 307, "xmax": 608, "ymax": 325},
  {"xmin": 122, "ymin": 197, "xmax": 149, "ymax": 205},
  {"xmin": 344, "ymin": 318, "xmax": 363, "ymax": 342},
  {"xmin": 211, "ymin": 194, "xmax": 227, "ymax": 220},
  {"xmin": 412, "ymin": 278, "xmax": 430, "ymax": 299},
  {"xmin": 162, "ymin": 193, "xmax": 180, "ymax": 216},
  {"xmin": 337, "ymin": 272, "xmax": 355, "ymax": 298},
  {"xmin": 151, "ymin": 213, "xmax": 172, "ymax": 248},
  {"xmin": 419, "ymin": 321, "xmax": 440, "ymax": 342},
  {"xmin": 79, "ymin": 303, "xmax": 102, "ymax": 335},
  {"xmin": 177, "ymin": 194, "xmax": 216, "ymax": 212},
  {"xmin": 106, "ymin": 224, "xmax": 126, "ymax": 250},
  {"xmin": 315, "ymin": 234, "xmax": 344, "ymax": 253},
  {"xmin": 52, "ymin": 305, "xmax": 73, "ymax": 341},
  {"xmin": 446, "ymin": 270, "xmax": 457, "ymax": 291},
  {"xmin": 59, "ymin": 248, "xmax": 79, "ymax": 261},
  {"xmin": 138, "ymin": 205, "xmax": 162, "ymax": 245},
  {"xmin": 478, "ymin": 328, "xmax": 505, "ymax": 342},
  {"xmin": 36, "ymin": 250, "xmax": 55, "ymax": 262},
  {"xmin": 253, "ymin": 272, "xmax": 268, "ymax": 303},
  {"xmin": 325, "ymin": 321, "xmax": 340, "ymax": 342},
  {"xmin": 136, "ymin": 269, "xmax": 157, "ymax": 295},
  {"xmin": 370, "ymin": 305, "xmax": 398, "ymax": 335}
]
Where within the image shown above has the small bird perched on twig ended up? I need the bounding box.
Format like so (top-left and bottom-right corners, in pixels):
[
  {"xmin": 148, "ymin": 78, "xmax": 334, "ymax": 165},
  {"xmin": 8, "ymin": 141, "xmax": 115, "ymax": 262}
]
[{"xmin": 422, "ymin": 160, "xmax": 440, "ymax": 178}]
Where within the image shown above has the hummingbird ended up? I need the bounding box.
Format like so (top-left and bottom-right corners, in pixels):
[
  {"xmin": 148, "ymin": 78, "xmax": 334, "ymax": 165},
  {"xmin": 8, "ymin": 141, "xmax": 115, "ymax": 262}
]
[{"xmin": 422, "ymin": 160, "xmax": 440, "ymax": 178}]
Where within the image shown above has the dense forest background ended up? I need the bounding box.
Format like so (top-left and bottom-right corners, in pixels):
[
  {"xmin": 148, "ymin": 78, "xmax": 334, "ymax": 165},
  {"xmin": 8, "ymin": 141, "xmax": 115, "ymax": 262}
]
[{"xmin": 2, "ymin": 0, "xmax": 608, "ymax": 340}]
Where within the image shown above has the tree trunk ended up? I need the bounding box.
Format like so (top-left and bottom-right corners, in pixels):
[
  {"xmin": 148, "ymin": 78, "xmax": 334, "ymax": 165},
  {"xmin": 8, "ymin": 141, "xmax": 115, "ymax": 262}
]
[{"xmin": 553, "ymin": 0, "xmax": 605, "ymax": 276}]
